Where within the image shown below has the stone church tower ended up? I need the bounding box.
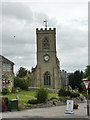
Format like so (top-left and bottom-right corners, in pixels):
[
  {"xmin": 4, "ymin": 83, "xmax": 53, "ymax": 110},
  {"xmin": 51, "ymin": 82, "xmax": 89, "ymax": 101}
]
[{"xmin": 31, "ymin": 28, "xmax": 62, "ymax": 89}]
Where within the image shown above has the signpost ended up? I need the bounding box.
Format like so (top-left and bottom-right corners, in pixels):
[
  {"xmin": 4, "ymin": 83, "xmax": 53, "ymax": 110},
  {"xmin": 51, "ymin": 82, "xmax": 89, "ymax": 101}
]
[{"xmin": 82, "ymin": 78, "xmax": 90, "ymax": 116}]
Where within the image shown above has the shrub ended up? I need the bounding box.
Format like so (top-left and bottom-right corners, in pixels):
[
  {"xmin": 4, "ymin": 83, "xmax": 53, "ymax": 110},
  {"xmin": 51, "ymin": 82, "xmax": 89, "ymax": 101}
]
[
  {"xmin": 58, "ymin": 89, "xmax": 65, "ymax": 96},
  {"xmin": 12, "ymin": 87, "xmax": 21, "ymax": 93},
  {"xmin": 58, "ymin": 89, "xmax": 70, "ymax": 97},
  {"xmin": 18, "ymin": 104, "xmax": 26, "ymax": 111},
  {"xmin": 14, "ymin": 77, "xmax": 29, "ymax": 90},
  {"xmin": 28, "ymin": 99, "xmax": 38, "ymax": 104},
  {"xmin": 6, "ymin": 87, "xmax": 12, "ymax": 93},
  {"xmin": 59, "ymin": 97, "xmax": 67, "ymax": 102},
  {"xmin": 65, "ymin": 90, "xmax": 71, "ymax": 96},
  {"xmin": 36, "ymin": 87, "xmax": 48, "ymax": 103},
  {"xmin": 58, "ymin": 88, "xmax": 80, "ymax": 98},
  {"xmin": 2, "ymin": 88, "xmax": 10, "ymax": 95},
  {"xmin": 70, "ymin": 92, "xmax": 80, "ymax": 98}
]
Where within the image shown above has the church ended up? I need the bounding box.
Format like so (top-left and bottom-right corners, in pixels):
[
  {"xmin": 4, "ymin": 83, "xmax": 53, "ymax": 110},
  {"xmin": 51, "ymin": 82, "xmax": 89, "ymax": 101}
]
[{"xmin": 31, "ymin": 27, "xmax": 62, "ymax": 89}]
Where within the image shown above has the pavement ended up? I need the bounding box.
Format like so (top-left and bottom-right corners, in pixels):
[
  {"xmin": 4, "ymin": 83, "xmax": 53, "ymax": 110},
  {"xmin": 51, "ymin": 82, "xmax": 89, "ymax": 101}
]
[
  {"xmin": 1, "ymin": 102, "xmax": 90, "ymax": 120},
  {"xmin": 1, "ymin": 118, "xmax": 90, "ymax": 120}
]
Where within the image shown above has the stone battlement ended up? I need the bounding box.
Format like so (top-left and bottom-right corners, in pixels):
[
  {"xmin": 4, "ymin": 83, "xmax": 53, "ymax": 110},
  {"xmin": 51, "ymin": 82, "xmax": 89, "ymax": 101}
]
[
  {"xmin": 36, "ymin": 28, "xmax": 56, "ymax": 33},
  {"xmin": 36, "ymin": 28, "xmax": 56, "ymax": 31}
]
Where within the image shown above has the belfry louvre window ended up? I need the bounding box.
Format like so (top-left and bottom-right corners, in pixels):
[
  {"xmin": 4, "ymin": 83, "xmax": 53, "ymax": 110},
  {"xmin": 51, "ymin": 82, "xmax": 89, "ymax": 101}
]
[
  {"xmin": 44, "ymin": 71, "xmax": 51, "ymax": 85},
  {"xmin": 43, "ymin": 37, "xmax": 49, "ymax": 49}
]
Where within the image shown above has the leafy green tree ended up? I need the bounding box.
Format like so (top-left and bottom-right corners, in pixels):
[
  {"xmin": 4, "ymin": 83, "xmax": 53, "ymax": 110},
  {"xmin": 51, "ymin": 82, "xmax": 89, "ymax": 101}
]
[
  {"xmin": 69, "ymin": 70, "xmax": 83, "ymax": 92},
  {"xmin": 74, "ymin": 71, "xmax": 83, "ymax": 92},
  {"xmin": 25, "ymin": 72, "xmax": 31, "ymax": 86},
  {"xmin": 84, "ymin": 65, "xmax": 90, "ymax": 77},
  {"xmin": 16, "ymin": 67, "xmax": 27, "ymax": 78},
  {"xmin": 14, "ymin": 77, "xmax": 29, "ymax": 90},
  {"xmin": 14, "ymin": 67, "xmax": 31, "ymax": 90},
  {"xmin": 69, "ymin": 73, "xmax": 75, "ymax": 89}
]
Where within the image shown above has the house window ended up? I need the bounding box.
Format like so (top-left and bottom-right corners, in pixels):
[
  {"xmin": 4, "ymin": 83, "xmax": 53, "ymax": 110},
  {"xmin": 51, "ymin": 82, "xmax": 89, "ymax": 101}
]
[
  {"xmin": 44, "ymin": 71, "xmax": 51, "ymax": 85},
  {"xmin": 3, "ymin": 64, "xmax": 11, "ymax": 72},
  {"xmin": 2, "ymin": 75, "xmax": 7, "ymax": 87},
  {"xmin": 43, "ymin": 37, "xmax": 49, "ymax": 49}
]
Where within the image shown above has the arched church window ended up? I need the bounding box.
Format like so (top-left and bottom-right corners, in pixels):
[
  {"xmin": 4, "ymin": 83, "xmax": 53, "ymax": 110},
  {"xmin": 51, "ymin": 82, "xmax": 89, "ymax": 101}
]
[
  {"xmin": 43, "ymin": 37, "xmax": 49, "ymax": 49},
  {"xmin": 44, "ymin": 71, "xmax": 51, "ymax": 85}
]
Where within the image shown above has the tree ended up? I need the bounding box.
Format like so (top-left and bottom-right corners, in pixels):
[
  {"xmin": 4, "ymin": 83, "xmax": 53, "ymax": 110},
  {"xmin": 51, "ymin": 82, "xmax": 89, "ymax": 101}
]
[
  {"xmin": 84, "ymin": 65, "xmax": 90, "ymax": 77},
  {"xmin": 14, "ymin": 67, "xmax": 31, "ymax": 90},
  {"xmin": 14, "ymin": 77, "xmax": 29, "ymax": 90},
  {"xmin": 74, "ymin": 71, "xmax": 83, "ymax": 92},
  {"xmin": 69, "ymin": 70, "xmax": 83, "ymax": 92},
  {"xmin": 16, "ymin": 67, "xmax": 27, "ymax": 78},
  {"xmin": 69, "ymin": 73, "xmax": 75, "ymax": 89}
]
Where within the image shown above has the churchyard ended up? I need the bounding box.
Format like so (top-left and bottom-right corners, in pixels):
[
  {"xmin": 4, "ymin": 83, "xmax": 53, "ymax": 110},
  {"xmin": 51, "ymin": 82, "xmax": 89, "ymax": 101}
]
[
  {"xmin": 1, "ymin": 87, "xmax": 84, "ymax": 112},
  {"xmin": 1, "ymin": 90, "xmax": 59, "ymax": 111}
]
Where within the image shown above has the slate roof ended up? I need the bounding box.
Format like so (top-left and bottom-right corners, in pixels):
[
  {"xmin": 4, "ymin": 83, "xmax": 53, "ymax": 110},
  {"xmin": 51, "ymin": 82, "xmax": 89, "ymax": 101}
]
[{"xmin": 0, "ymin": 55, "xmax": 14, "ymax": 65}]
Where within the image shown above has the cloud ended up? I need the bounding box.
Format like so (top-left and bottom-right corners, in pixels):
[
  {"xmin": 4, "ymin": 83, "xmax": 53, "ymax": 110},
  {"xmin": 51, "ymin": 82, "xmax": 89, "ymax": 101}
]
[
  {"xmin": 2, "ymin": 2, "xmax": 33, "ymax": 23},
  {"xmin": 2, "ymin": 3, "xmax": 37, "ymax": 73},
  {"xmin": 1, "ymin": 2, "xmax": 88, "ymax": 73},
  {"xmin": 56, "ymin": 19, "xmax": 88, "ymax": 72}
]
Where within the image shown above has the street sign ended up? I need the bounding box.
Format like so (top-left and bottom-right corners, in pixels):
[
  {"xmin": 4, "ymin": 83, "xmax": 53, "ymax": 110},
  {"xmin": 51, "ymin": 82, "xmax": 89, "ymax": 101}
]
[
  {"xmin": 83, "ymin": 81, "xmax": 90, "ymax": 89},
  {"xmin": 82, "ymin": 79, "xmax": 90, "ymax": 89},
  {"xmin": 82, "ymin": 78, "xmax": 90, "ymax": 116}
]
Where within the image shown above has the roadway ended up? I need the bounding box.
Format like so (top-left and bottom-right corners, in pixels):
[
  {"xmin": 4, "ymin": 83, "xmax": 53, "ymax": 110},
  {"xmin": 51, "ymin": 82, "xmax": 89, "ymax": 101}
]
[{"xmin": 1, "ymin": 102, "xmax": 90, "ymax": 120}]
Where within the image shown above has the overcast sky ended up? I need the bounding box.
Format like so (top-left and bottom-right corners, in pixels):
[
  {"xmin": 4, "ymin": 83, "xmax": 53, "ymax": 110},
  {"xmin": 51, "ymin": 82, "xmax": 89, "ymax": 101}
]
[{"xmin": 1, "ymin": 0, "xmax": 88, "ymax": 74}]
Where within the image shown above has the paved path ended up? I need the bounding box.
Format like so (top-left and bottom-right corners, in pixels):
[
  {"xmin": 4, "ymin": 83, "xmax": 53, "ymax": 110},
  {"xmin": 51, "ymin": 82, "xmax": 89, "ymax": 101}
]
[{"xmin": 1, "ymin": 102, "xmax": 89, "ymax": 119}]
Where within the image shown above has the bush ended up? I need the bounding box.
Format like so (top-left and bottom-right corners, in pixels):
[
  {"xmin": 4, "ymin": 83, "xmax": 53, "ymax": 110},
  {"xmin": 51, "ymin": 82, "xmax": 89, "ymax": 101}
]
[
  {"xmin": 12, "ymin": 87, "xmax": 21, "ymax": 93},
  {"xmin": 58, "ymin": 89, "xmax": 65, "ymax": 96},
  {"xmin": 2, "ymin": 88, "xmax": 10, "ymax": 95},
  {"xmin": 58, "ymin": 89, "xmax": 80, "ymax": 98},
  {"xmin": 14, "ymin": 77, "xmax": 29, "ymax": 90},
  {"xmin": 70, "ymin": 92, "xmax": 80, "ymax": 98},
  {"xmin": 36, "ymin": 87, "xmax": 48, "ymax": 103},
  {"xmin": 6, "ymin": 87, "xmax": 12, "ymax": 93},
  {"xmin": 18, "ymin": 104, "xmax": 26, "ymax": 111},
  {"xmin": 28, "ymin": 99, "xmax": 38, "ymax": 104},
  {"xmin": 59, "ymin": 97, "xmax": 68, "ymax": 102},
  {"xmin": 58, "ymin": 89, "xmax": 70, "ymax": 97}
]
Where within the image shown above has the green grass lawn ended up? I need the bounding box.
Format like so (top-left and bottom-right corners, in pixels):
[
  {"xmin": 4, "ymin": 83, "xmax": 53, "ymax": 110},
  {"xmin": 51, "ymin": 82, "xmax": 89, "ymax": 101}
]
[
  {"xmin": 1, "ymin": 90, "xmax": 58, "ymax": 109},
  {"xmin": 2, "ymin": 90, "xmax": 58, "ymax": 100}
]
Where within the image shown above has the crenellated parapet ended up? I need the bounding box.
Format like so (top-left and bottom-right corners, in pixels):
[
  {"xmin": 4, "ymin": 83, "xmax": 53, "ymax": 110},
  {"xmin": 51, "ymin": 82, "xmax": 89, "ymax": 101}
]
[{"xmin": 36, "ymin": 28, "xmax": 56, "ymax": 34}]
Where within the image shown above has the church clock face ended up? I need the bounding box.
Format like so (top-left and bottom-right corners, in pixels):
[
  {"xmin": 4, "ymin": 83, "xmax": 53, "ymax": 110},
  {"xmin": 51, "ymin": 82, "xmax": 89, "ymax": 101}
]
[{"xmin": 44, "ymin": 55, "xmax": 50, "ymax": 62}]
